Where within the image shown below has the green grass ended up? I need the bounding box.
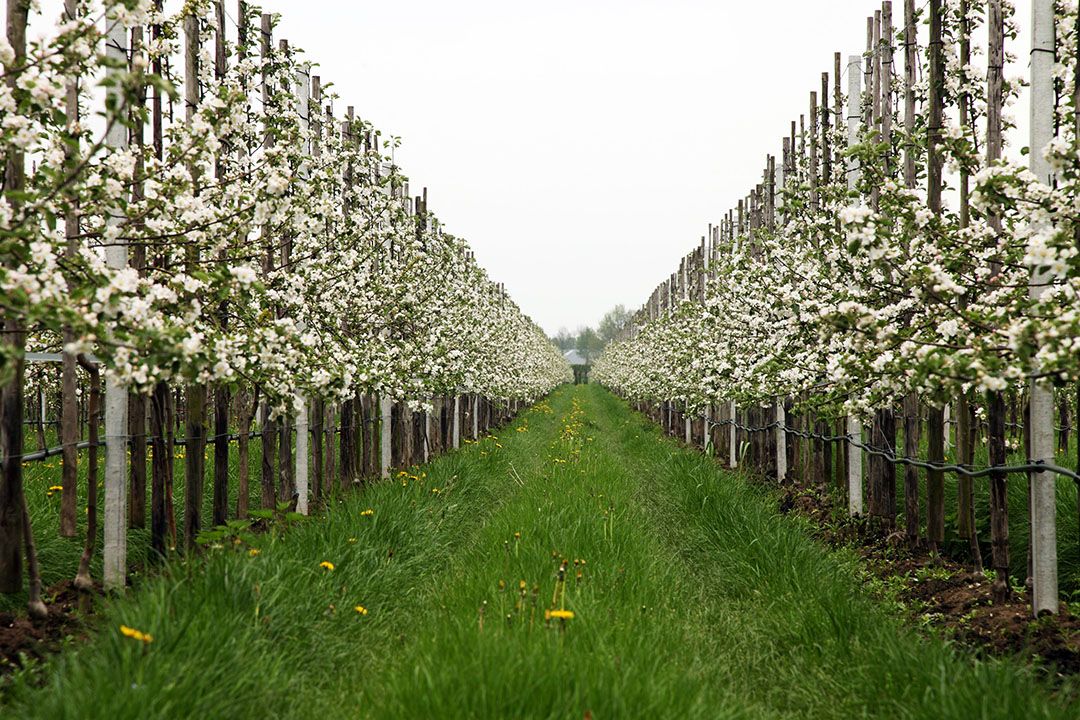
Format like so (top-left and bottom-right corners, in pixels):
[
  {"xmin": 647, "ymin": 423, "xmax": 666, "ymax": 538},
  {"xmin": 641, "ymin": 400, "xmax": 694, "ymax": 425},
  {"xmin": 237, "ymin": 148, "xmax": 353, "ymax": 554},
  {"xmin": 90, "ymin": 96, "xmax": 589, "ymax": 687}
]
[
  {"xmin": 3, "ymin": 385, "xmax": 1076, "ymax": 718},
  {"xmin": 5, "ymin": 433, "xmax": 277, "ymax": 614}
]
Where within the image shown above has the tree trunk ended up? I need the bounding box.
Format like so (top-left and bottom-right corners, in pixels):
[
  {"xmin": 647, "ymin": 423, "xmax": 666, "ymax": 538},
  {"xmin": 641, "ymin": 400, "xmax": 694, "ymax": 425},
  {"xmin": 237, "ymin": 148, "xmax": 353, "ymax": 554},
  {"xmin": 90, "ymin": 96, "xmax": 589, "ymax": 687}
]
[
  {"xmin": 988, "ymin": 390, "xmax": 1011, "ymax": 602},
  {"xmin": 927, "ymin": 406, "xmax": 945, "ymax": 551},
  {"xmin": 129, "ymin": 392, "xmax": 147, "ymax": 529},
  {"xmin": 60, "ymin": 344, "xmax": 79, "ymax": 538},
  {"xmin": 212, "ymin": 386, "xmax": 229, "ymax": 526},
  {"xmin": 312, "ymin": 397, "xmax": 324, "ymax": 501},
  {"xmin": 74, "ymin": 355, "xmax": 100, "ymax": 591},
  {"xmin": 903, "ymin": 393, "xmax": 920, "ymax": 545},
  {"xmin": 261, "ymin": 400, "xmax": 278, "ymax": 509},
  {"xmin": 0, "ymin": 0, "xmax": 30, "ymax": 596},
  {"xmin": 150, "ymin": 381, "xmax": 170, "ymax": 559},
  {"xmin": 184, "ymin": 385, "xmax": 206, "ymax": 550}
]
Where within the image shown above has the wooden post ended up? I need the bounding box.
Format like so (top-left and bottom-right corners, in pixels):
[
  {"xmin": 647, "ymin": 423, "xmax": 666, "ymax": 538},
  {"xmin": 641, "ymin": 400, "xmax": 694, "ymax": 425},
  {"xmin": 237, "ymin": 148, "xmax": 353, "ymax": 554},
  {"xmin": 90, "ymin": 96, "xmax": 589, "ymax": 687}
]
[
  {"xmin": 324, "ymin": 402, "xmax": 336, "ymax": 490},
  {"xmin": 73, "ymin": 356, "xmax": 100, "ymax": 597},
  {"xmin": 129, "ymin": 18, "xmax": 148, "ymax": 529},
  {"xmin": 900, "ymin": 0, "xmax": 920, "ymax": 545},
  {"xmin": 259, "ymin": 13, "xmax": 278, "ymax": 509},
  {"xmin": 1028, "ymin": 0, "xmax": 1058, "ymax": 615},
  {"xmin": 59, "ymin": 0, "xmax": 80, "ymax": 540},
  {"xmin": 846, "ymin": 52, "xmax": 864, "ymax": 516},
  {"xmin": 211, "ymin": 0, "xmax": 230, "ymax": 527},
  {"xmin": 0, "ymin": 0, "xmax": 30, "ymax": 594},
  {"xmin": 820, "ymin": 72, "xmax": 830, "ymax": 184},
  {"xmin": 809, "ymin": 90, "xmax": 818, "ymax": 206},
  {"xmin": 833, "ymin": 52, "xmax": 842, "ymax": 173},
  {"xmin": 880, "ymin": 2, "xmax": 893, "ymax": 171},
  {"xmin": 235, "ymin": 390, "xmax": 255, "ymax": 518},
  {"xmin": 182, "ymin": 11, "xmax": 207, "ymax": 552},
  {"xmin": 103, "ymin": 5, "xmax": 130, "ymax": 586},
  {"xmin": 956, "ymin": 0, "xmax": 981, "ymax": 571},
  {"xmin": 926, "ymin": 0, "xmax": 946, "ymax": 552}
]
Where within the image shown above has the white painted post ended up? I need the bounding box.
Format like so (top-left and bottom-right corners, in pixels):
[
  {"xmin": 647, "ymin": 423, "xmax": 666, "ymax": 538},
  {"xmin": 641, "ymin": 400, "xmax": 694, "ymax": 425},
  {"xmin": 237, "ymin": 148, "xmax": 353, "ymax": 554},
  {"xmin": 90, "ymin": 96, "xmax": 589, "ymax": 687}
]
[
  {"xmin": 452, "ymin": 394, "xmax": 461, "ymax": 449},
  {"xmin": 293, "ymin": 64, "xmax": 311, "ymax": 514},
  {"xmin": 295, "ymin": 395, "xmax": 308, "ymax": 514},
  {"xmin": 684, "ymin": 402, "xmax": 691, "ymax": 445},
  {"xmin": 102, "ymin": 10, "xmax": 129, "ymax": 590},
  {"xmin": 1029, "ymin": 0, "xmax": 1058, "ymax": 616},
  {"xmin": 846, "ymin": 417, "xmax": 863, "ymax": 515},
  {"xmin": 942, "ymin": 403, "xmax": 952, "ymax": 455},
  {"xmin": 775, "ymin": 400, "xmax": 787, "ymax": 482},
  {"xmin": 846, "ymin": 55, "xmax": 862, "ymax": 186},
  {"xmin": 379, "ymin": 394, "xmax": 392, "ymax": 479},
  {"xmin": 728, "ymin": 400, "xmax": 737, "ymax": 468},
  {"xmin": 846, "ymin": 53, "xmax": 864, "ymax": 517}
]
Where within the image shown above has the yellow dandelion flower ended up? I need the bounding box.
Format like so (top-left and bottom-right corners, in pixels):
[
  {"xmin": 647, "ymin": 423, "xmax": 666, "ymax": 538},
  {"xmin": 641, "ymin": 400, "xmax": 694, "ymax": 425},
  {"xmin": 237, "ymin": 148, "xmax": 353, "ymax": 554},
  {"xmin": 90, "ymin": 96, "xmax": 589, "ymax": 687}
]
[
  {"xmin": 431, "ymin": 487, "xmax": 440, "ymax": 494},
  {"xmin": 248, "ymin": 548, "xmax": 261, "ymax": 557},
  {"xmin": 518, "ymin": 580, "xmax": 526, "ymax": 590},
  {"xmin": 354, "ymin": 605, "xmax": 369, "ymax": 615},
  {"xmin": 319, "ymin": 561, "xmax": 335, "ymax": 571},
  {"xmin": 545, "ymin": 609, "xmax": 574, "ymax": 620},
  {"xmin": 48, "ymin": 485, "xmax": 63, "ymax": 492},
  {"xmin": 360, "ymin": 508, "xmax": 374, "ymax": 517},
  {"xmin": 347, "ymin": 537, "xmax": 358, "ymax": 544},
  {"xmin": 119, "ymin": 624, "xmax": 153, "ymax": 643},
  {"xmin": 513, "ymin": 532, "xmax": 521, "ymax": 539}
]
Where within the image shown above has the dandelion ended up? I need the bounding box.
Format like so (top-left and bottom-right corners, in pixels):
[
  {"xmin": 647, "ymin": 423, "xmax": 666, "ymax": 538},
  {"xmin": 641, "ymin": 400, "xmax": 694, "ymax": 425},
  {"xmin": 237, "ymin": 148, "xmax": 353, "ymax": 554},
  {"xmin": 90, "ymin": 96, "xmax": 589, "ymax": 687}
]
[
  {"xmin": 48, "ymin": 485, "xmax": 63, "ymax": 492},
  {"xmin": 545, "ymin": 609, "xmax": 574, "ymax": 621},
  {"xmin": 119, "ymin": 625, "xmax": 153, "ymax": 643},
  {"xmin": 319, "ymin": 561, "xmax": 335, "ymax": 571},
  {"xmin": 248, "ymin": 548, "xmax": 261, "ymax": 557},
  {"xmin": 354, "ymin": 605, "xmax": 369, "ymax": 616},
  {"xmin": 347, "ymin": 537, "xmax": 358, "ymax": 544},
  {"xmin": 513, "ymin": 532, "xmax": 521, "ymax": 539},
  {"xmin": 360, "ymin": 508, "xmax": 374, "ymax": 517}
]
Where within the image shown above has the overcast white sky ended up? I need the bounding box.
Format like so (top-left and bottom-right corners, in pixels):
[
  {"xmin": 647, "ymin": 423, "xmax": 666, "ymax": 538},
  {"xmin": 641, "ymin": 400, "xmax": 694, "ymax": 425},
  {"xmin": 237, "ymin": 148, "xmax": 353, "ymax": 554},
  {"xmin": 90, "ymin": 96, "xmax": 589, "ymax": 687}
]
[
  {"xmin": 253, "ymin": 0, "xmax": 880, "ymax": 336},
  {"xmin": 26, "ymin": 0, "xmax": 1036, "ymax": 335}
]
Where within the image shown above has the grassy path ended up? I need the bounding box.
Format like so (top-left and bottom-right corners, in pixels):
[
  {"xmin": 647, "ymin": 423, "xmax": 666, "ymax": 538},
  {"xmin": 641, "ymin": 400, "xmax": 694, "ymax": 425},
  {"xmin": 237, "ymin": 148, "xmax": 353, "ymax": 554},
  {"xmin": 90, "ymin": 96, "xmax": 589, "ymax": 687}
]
[{"xmin": 5, "ymin": 385, "xmax": 1077, "ymax": 718}]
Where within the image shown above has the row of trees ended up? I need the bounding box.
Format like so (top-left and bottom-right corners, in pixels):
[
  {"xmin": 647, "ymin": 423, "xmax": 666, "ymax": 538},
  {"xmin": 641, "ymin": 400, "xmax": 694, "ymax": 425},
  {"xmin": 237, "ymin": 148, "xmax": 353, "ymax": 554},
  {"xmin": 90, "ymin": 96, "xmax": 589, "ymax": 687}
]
[
  {"xmin": 0, "ymin": 0, "xmax": 569, "ymax": 612},
  {"xmin": 595, "ymin": 0, "xmax": 1076, "ymax": 616}
]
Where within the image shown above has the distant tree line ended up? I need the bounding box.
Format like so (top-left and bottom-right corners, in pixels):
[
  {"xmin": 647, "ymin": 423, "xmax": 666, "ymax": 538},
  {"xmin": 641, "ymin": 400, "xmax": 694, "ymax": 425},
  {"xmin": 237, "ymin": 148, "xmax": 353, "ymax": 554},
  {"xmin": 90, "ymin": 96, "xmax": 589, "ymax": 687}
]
[{"xmin": 552, "ymin": 305, "xmax": 631, "ymax": 364}]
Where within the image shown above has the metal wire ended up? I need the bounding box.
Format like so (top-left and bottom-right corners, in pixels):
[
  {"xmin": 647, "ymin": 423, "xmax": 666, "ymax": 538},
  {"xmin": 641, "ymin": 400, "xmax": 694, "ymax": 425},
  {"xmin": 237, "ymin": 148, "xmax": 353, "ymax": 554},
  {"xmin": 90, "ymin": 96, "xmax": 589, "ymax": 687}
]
[{"xmin": 674, "ymin": 411, "xmax": 1080, "ymax": 485}]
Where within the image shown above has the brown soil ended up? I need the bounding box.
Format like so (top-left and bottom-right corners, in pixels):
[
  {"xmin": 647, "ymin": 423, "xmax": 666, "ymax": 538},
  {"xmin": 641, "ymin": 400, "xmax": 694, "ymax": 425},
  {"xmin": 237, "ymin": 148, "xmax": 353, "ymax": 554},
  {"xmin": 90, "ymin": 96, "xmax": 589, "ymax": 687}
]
[
  {"xmin": 776, "ymin": 482, "xmax": 1080, "ymax": 677},
  {"xmin": 0, "ymin": 580, "xmax": 96, "ymax": 678}
]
